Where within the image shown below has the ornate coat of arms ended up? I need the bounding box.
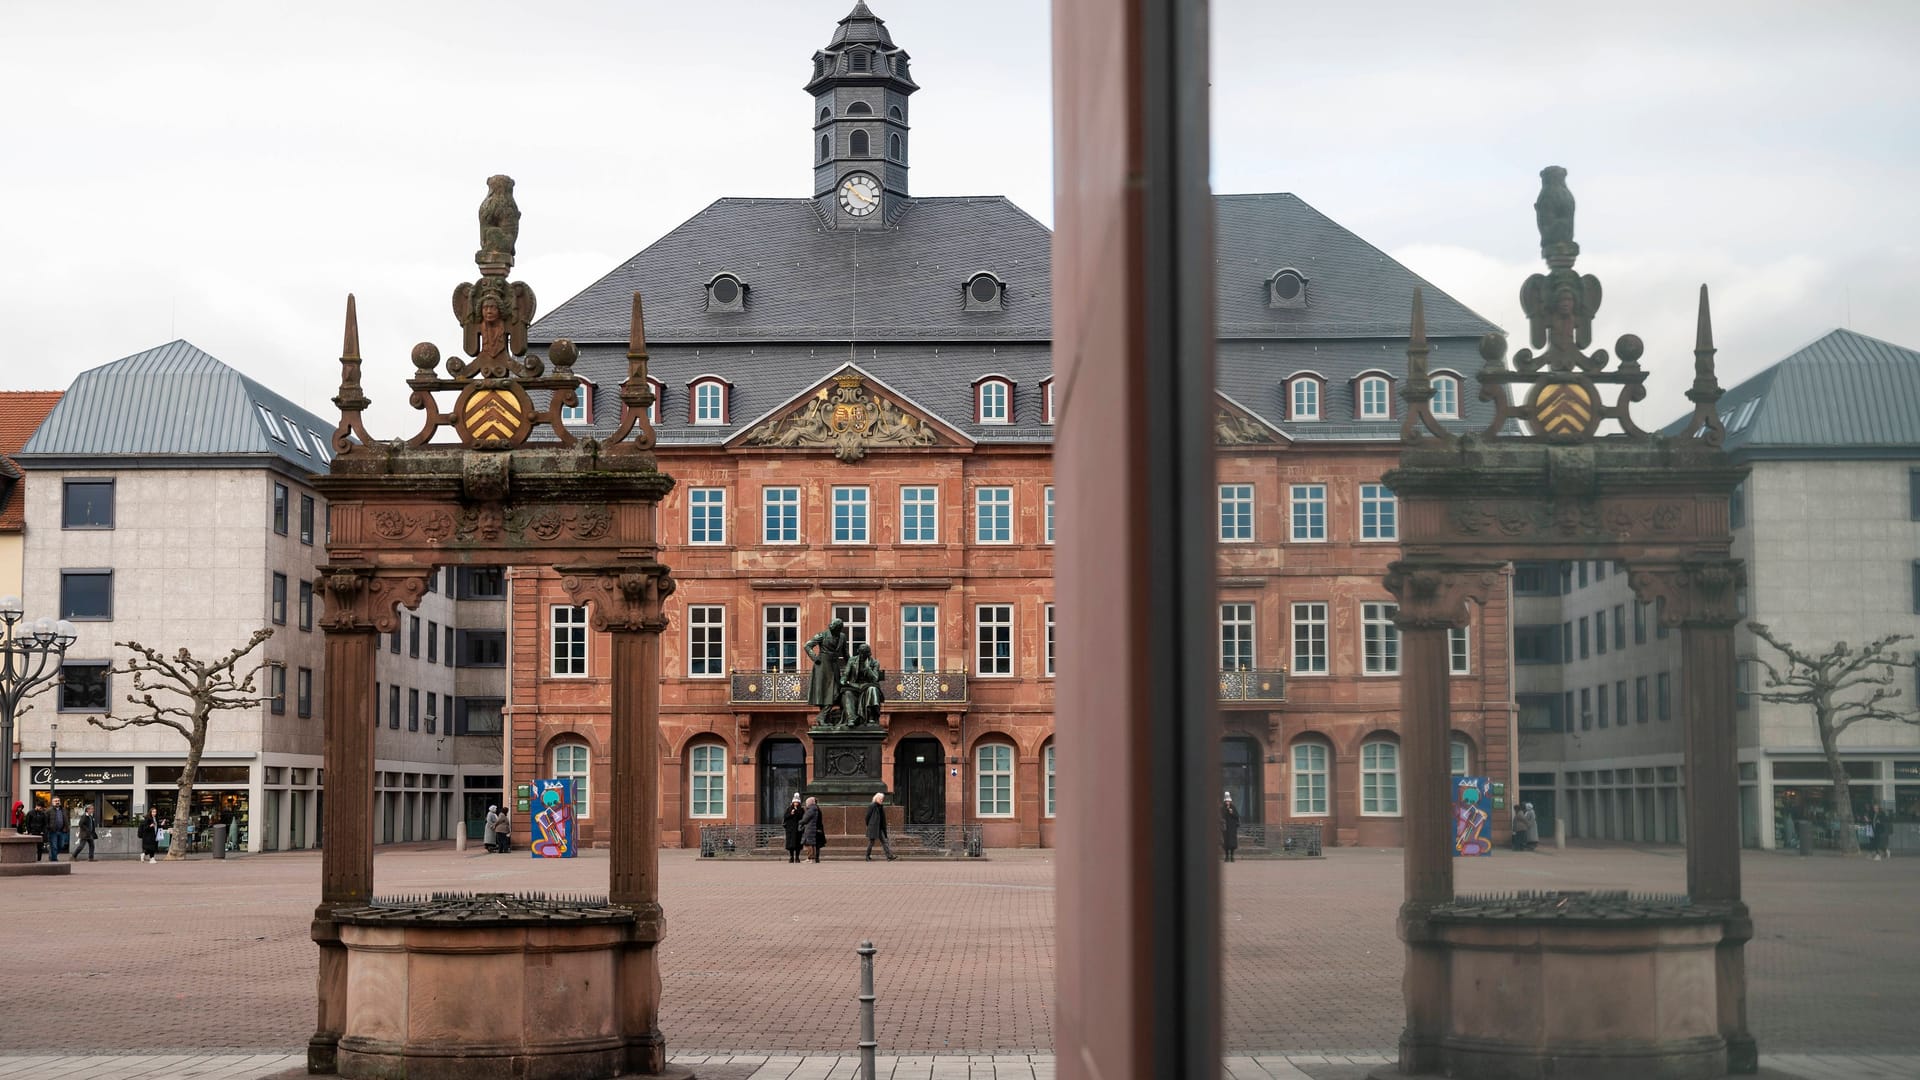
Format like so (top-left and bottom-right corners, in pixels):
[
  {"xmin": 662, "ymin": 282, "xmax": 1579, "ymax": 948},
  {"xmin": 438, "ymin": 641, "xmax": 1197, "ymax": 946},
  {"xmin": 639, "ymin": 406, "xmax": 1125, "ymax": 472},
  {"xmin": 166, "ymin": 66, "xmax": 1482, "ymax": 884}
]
[{"xmin": 744, "ymin": 372, "xmax": 938, "ymax": 462}]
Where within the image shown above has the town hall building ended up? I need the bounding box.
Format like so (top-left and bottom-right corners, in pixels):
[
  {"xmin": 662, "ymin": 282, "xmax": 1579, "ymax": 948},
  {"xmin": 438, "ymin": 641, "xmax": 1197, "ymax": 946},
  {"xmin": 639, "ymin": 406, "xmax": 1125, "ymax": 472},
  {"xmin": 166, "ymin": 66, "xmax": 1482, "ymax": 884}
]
[{"xmin": 505, "ymin": 2, "xmax": 1515, "ymax": 849}]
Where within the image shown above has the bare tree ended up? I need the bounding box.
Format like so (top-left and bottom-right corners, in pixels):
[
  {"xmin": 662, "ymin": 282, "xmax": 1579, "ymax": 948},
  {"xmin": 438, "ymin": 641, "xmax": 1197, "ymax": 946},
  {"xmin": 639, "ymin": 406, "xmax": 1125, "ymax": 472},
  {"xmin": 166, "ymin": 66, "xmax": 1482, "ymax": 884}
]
[
  {"xmin": 87, "ymin": 629, "xmax": 274, "ymax": 860},
  {"xmin": 1747, "ymin": 623, "xmax": 1917, "ymax": 854}
]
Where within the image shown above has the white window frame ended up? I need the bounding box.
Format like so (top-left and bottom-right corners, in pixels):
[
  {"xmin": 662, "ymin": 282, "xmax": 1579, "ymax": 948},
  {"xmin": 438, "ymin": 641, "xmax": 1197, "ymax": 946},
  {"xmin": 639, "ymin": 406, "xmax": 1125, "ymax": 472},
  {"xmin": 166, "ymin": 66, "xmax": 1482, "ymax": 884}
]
[
  {"xmin": 1219, "ymin": 483, "xmax": 1254, "ymax": 542},
  {"xmin": 550, "ymin": 605, "xmax": 589, "ymax": 677},
  {"xmin": 978, "ymin": 379, "xmax": 1010, "ymax": 424},
  {"xmin": 1432, "ymin": 374, "xmax": 1460, "ymax": 419},
  {"xmin": 902, "ymin": 605, "xmax": 939, "ymax": 672},
  {"xmin": 763, "ymin": 605, "xmax": 800, "ymax": 672},
  {"xmin": 1220, "ymin": 602, "xmax": 1254, "ymax": 672},
  {"xmin": 688, "ymin": 605, "xmax": 726, "ymax": 678},
  {"xmin": 975, "ymin": 486, "xmax": 1013, "ymax": 544},
  {"xmin": 1045, "ymin": 603, "xmax": 1056, "ymax": 678},
  {"xmin": 1291, "ymin": 602, "xmax": 1328, "ymax": 675},
  {"xmin": 689, "ymin": 743, "xmax": 727, "ymax": 818},
  {"xmin": 763, "ymin": 486, "xmax": 800, "ymax": 544},
  {"xmin": 901, "ymin": 486, "xmax": 938, "ymax": 544},
  {"xmin": 1450, "ymin": 737, "xmax": 1471, "ymax": 778},
  {"xmin": 832, "ymin": 603, "xmax": 870, "ymax": 651},
  {"xmin": 1044, "ymin": 743, "xmax": 1057, "ymax": 818},
  {"xmin": 554, "ymin": 742, "xmax": 592, "ymax": 818},
  {"xmin": 1291, "ymin": 741, "xmax": 1329, "ymax": 816},
  {"xmin": 975, "ymin": 604, "xmax": 1013, "ymax": 677},
  {"xmin": 1290, "ymin": 484, "xmax": 1327, "ymax": 542},
  {"xmin": 688, "ymin": 487, "xmax": 726, "ymax": 545},
  {"xmin": 1362, "ymin": 601, "xmax": 1400, "ymax": 675},
  {"xmin": 1290, "ymin": 377, "xmax": 1321, "ymax": 421},
  {"xmin": 1359, "ymin": 375, "xmax": 1391, "ymax": 419},
  {"xmin": 832, "ymin": 486, "xmax": 870, "ymax": 544},
  {"xmin": 976, "ymin": 743, "xmax": 1014, "ymax": 817},
  {"xmin": 256, "ymin": 403, "xmax": 285, "ymax": 441},
  {"xmin": 560, "ymin": 382, "xmax": 591, "ymax": 424},
  {"xmin": 1449, "ymin": 625, "xmax": 1471, "ymax": 675},
  {"xmin": 1361, "ymin": 740, "xmax": 1400, "ymax": 815},
  {"xmin": 1358, "ymin": 483, "xmax": 1397, "ymax": 541},
  {"xmin": 693, "ymin": 381, "xmax": 726, "ymax": 425},
  {"xmin": 1044, "ymin": 485, "xmax": 1055, "ymax": 544}
]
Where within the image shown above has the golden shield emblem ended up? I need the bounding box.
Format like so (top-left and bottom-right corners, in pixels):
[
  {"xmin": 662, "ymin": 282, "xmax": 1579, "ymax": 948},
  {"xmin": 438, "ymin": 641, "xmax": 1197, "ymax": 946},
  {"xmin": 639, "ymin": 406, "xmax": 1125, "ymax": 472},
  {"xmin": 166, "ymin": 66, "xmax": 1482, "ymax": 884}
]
[
  {"xmin": 454, "ymin": 381, "xmax": 535, "ymax": 448},
  {"xmin": 1526, "ymin": 377, "xmax": 1598, "ymax": 441}
]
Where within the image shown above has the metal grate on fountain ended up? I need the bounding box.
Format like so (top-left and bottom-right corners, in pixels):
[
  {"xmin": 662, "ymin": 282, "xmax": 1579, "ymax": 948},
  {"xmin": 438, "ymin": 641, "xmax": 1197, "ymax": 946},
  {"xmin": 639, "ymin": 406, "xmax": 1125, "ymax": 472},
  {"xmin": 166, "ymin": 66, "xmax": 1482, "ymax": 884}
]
[
  {"xmin": 334, "ymin": 890, "xmax": 630, "ymax": 922},
  {"xmin": 1435, "ymin": 889, "xmax": 1708, "ymax": 920}
]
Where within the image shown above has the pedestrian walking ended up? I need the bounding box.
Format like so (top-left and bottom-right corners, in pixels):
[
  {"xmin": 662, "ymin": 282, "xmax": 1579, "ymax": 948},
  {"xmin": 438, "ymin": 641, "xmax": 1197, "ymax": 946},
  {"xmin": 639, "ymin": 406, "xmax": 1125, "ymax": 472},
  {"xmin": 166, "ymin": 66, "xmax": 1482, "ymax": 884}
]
[
  {"xmin": 783, "ymin": 793, "xmax": 805, "ymax": 863},
  {"xmin": 48, "ymin": 800, "xmax": 68, "ymax": 861},
  {"xmin": 23, "ymin": 802, "xmax": 47, "ymax": 860},
  {"xmin": 1513, "ymin": 802, "xmax": 1538, "ymax": 852},
  {"xmin": 138, "ymin": 808, "xmax": 162, "ymax": 863},
  {"xmin": 484, "ymin": 805, "xmax": 501, "ymax": 852},
  {"xmin": 492, "ymin": 804, "xmax": 512, "ymax": 854},
  {"xmin": 865, "ymin": 791, "xmax": 896, "ymax": 861},
  {"xmin": 1221, "ymin": 792, "xmax": 1240, "ymax": 862},
  {"xmin": 73, "ymin": 806, "xmax": 97, "ymax": 861},
  {"xmin": 1871, "ymin": 808, "xmax": 1893, "ymax": 861},
  {"xmin": 799, "ymin": 796, "xmax": 824, "ymax": 863}
]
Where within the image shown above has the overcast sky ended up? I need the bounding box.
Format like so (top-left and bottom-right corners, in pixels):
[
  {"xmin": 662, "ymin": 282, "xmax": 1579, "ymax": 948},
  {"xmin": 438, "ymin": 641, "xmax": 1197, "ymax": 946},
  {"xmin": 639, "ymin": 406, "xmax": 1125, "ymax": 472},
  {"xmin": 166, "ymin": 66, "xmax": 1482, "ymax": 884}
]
[{"xmin": 6, "ymin": 1, "xmax": 1916, "ymax": 435}]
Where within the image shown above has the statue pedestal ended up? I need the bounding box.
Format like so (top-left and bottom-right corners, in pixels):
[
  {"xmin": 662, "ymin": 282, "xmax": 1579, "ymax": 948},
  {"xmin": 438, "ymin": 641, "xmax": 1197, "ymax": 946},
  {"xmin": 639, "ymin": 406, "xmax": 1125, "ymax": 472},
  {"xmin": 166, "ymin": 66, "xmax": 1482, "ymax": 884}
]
[
  {"xmin": 0, "ymin": 831, "xmax": 69, "ymax": 877},
  {"xmin": 805, "ymin": 725, "xmax": 888, "ymax": 806}
]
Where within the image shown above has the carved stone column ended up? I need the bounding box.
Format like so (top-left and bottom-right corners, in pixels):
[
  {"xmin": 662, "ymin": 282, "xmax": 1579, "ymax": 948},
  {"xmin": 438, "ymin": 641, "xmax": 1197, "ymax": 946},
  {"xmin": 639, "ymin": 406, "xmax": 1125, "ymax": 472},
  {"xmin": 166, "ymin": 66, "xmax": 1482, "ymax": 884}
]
[
  {"xmin": 560, "ymin": 562, "xmax": 676, "ymax": 1075},
  {"xmin": 308, "ymin": 565, "xmax": 429, "ymax": 1074},
  {"xmin": 1383, "ymin": 560, "xmax": 1503, "ymax": 1075},
  {"xmin": 1630, "ymin": 559, "xmax": 1757, "ymax": 1072}
]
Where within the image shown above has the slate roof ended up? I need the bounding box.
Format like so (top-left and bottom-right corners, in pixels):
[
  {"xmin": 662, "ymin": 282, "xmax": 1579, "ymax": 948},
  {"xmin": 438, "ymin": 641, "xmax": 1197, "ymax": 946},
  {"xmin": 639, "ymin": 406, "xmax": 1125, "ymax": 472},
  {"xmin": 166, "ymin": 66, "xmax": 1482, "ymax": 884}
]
[
  {"xmin": 1660, "ymin": 329, "xmax": 1920, "ymax": 456},
  {"xmin": 534, "ymin": 192, "xmax": 1501, "ymax": 447},
  {"xmin": 0, "ymin": 391, "xmax": 64, "ymax": 532},
  {"xmin": 18, "ymin": 340, "xmax": 337, "ymax": 471}
]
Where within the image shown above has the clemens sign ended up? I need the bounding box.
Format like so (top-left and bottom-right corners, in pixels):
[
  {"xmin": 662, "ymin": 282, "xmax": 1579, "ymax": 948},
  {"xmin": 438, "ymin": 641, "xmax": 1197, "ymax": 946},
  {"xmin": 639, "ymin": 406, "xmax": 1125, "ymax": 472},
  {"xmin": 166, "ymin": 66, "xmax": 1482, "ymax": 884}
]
[{"xmin": 30, "ymin": 766, "xmax": 135, "ymax": 788}]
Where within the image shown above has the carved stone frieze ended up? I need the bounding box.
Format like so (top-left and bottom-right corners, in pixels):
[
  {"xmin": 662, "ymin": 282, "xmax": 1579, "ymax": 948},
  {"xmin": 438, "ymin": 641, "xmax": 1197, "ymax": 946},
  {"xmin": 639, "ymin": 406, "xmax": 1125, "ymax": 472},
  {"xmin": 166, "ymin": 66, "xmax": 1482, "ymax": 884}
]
[
  {"xmin": 316, "ymin": 566, "xmax": 434, "ymax": 633},
  {"xmin": 1216, "ymin": 409, "xmax": 1276, "ymax": 445},
  {"xmin": 1442, "ymin": 498, "xmax": 1689, "ymax": 543},
  {"xmin": 558, "ymin": 564, "xmax": 677, "ymax": 633},
  {"xmin": 361, "ymin": 503, "xmax": 616, "ymax": 547},
  {"xmin": 742, "ymin": 374, "xmax": 938, "ymax": 462},
  {"xmin": 1382, "ymin": 562, "xmax": 1505, "ymax": 628},
  {"xmin": 1628, "ymin": 560, "xmax": 1745, "ymax": 629}
]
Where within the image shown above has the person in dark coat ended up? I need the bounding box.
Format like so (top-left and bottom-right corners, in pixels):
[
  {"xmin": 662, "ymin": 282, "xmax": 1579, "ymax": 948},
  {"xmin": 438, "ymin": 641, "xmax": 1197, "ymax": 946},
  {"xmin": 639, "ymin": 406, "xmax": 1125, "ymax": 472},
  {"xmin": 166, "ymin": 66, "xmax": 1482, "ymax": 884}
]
[
  {"xmin": 23, "ymin": 803, "xmax": 48, "ymax": 860},
  {"xmin": 782, "ymin": 793, "xmax": 806, "ymax": 863},
  {"xmin": 48, "ymin": 801, "xmax": 68, "ymax": 861},
  {"xmin": 74, "ymin": 806, "xmax": 98, "ymax": 861},
  {"xmin": 138, "ymin": 808, "xmax": 162, "ymax": 863},
  {"xmin": 865, "ymin": 791, "xmax": 896, "ymax": 861},
  {"xmin": 1221, "ymin": 792, "xmax": 1240, "ymax": 862},
  {"xmin": 799, "ymin": 796, "xmax": 825, "ymax": 863}
]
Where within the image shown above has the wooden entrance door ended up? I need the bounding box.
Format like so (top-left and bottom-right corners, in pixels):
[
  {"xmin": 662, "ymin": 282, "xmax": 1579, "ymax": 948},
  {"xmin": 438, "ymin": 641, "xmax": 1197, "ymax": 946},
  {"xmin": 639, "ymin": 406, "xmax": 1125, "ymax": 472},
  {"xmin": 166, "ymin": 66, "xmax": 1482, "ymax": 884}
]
[
  {"xmin": 759, "ymin": 738, "xmax": 807, "ymax": 825},
  {"xmin": 895, "ymin": 737, "xmax": 946, "ymax": 825}
]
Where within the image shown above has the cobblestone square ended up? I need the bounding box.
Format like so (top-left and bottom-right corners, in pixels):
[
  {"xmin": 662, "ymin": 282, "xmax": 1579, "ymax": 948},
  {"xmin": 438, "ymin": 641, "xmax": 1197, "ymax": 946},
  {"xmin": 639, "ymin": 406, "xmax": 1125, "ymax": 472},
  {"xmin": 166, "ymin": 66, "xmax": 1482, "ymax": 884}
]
[{"xmin": 2, "ymin": 844, "xmax": 1913, "ymax": 1058}]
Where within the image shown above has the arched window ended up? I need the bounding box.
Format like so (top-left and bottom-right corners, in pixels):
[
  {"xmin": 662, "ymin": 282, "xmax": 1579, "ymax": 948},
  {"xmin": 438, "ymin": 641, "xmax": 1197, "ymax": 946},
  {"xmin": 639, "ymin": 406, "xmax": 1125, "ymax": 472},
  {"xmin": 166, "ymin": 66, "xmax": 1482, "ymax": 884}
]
[
  {"xmin": 689, "ymin": 743, "xmax": 727, "ymax": 818},
  {"xmin": 819, "ymin": 106, "xmax": 831, "ymax": 122},
  {"xmin": 1358, "ymin": 375, "xmax": 1392, "ymax": 420},
  {"xmin": 554, "ymin": 742, "xmax": 591, "ymax": 819},
  {"xmin": 1361, "ymin": 739, "xmax": 1400, "ymax": 815},
  {"xmin": 1044, "ymin": 743, "xmax": 1057, "ymax": 818},
  {"xmin": 976, "ymin": 742, "xmax": 1014, "ymax": 817},
  {"xmin": 1292, "ymin": 741, "xmax": 1329, "ymax": 816},
  {"xmin": 1450, "ymin": 737, "xmax": 1472, "ymax": 779},
  {"xmin": 693, "ymin": 380, "xmax": 726, "ymax": 425},
  {"xmin": 847, "ymin": 101, "xmax": 873, "ymax": 115},
  {"xmin": 977, "ymin": 379, "xmax": 1010, "ymax": 423},
  {"xmin": 819, "ymin": 133, "xmax": 830, "ymax": 162},
  {"xmin": 1432, "ymin": 374, "xmax": 1460, "ymax": 419},
  {"xmin": 888, "ymin": 105, "xmax": 903, "ymax": 121},
  {"xmin": 1290, "ymin": 377, "xmax": 1321, "ymax": 421},
  {"xmin": 889, "ymin": 132, "xmax": 902, "ymax": 161},
  {"xmin": 850, "ymin": 130, "xmax": 869, "ymax": 156}
]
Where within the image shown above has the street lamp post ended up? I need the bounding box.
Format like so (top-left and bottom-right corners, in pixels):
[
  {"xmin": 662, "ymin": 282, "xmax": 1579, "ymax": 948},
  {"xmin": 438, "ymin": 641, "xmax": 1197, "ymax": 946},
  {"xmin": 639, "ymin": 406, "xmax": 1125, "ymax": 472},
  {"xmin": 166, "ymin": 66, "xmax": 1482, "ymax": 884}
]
[{"xmin": 0, "ymin": 596, "xmax": 78, "ymax": 834}]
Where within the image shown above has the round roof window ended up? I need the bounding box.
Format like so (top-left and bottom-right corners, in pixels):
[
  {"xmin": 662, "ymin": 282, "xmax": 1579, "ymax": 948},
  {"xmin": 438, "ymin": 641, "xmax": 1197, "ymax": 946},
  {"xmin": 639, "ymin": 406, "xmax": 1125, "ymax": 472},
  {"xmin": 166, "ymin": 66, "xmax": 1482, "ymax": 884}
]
[
  {"xmin": 969, "ymin": 275, "xmax": 1000, "ymax": 305},
  {"xmin": 1273, "ymin": 271, "xmax": 1303, "ymax": 301},
  {"xmin": 711, "ymin": 276, "xmax": 740, "ymax": 305}
]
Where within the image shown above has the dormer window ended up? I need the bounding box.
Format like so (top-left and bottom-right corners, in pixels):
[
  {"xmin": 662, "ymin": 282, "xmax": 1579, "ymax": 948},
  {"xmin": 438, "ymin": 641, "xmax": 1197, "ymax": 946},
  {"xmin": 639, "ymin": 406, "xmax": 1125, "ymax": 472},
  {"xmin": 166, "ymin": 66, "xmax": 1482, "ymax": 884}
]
[
  {"xmin": 1268, "ymin": 268, "xmax": 1309, "ymax": 309},
  {"xmin": 1357, "ymin": 374, "xmax": 1393, "ymax": 420},
  {"xmin": 964, "ymin": 272, "xmax": 1005, "ymax": 312},
  {"xmin": 1289, "ymin": 375, "xmax": 1323, "ymax": 421},
  {"xmin": 849, "ymin": 49, "xmax": 870, "ymax": 73},
  {"xmin": 847, "ymin": 101, "xmax": 873, "ymax": 115},
  {"xmin": 705, "ymin": 273, "xmax": 746, "ymax": 313},
  {"xmin": 1431, "ymin": 373, "xmax": 1460, "ymax": 419},
  {"xmin": 1041, "ymin": 378, "xmax": 1055, "ymax": 425},
  {"xmin": 644, "ymin": 377, "xmax": 664, "ymax": 426},
  {"xmin": 560, "ymin": 381, "xmax": 592, "ymax": 425},
  {"xmin": 690, "ymin": 378, "xmax": 731, "ymax": 426},
  {"xmin": 975, "ymin": 377, "xmax": 1013, "ymax": 424}
]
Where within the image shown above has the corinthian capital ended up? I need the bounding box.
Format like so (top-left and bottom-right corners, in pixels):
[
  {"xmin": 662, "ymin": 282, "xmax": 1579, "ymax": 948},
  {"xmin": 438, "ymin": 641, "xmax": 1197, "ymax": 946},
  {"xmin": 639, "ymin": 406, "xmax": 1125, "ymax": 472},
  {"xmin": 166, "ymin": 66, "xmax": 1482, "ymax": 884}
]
[
  {"xmin": 1382, "ymin": 561, "xmax": 1505, "ymax": 629},
  {"xmin": 558, "ymin": 563, "xmax": 677, "ymax": 633},
  {"xmin": 1628, "ymin": 560, "xmax": 1745, "ymax": 629},
  {"xmin": 315, "ymin": 565, "xmax": 434, "ymax": 633}
]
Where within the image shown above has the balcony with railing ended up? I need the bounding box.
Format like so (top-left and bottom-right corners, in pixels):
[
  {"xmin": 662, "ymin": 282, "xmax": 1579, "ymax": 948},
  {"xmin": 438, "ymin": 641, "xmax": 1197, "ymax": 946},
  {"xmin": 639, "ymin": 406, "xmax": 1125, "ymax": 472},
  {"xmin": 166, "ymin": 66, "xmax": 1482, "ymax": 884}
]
[
  {"xmin": 729, "ymin": 668, "xmax": 969, "ymax": 707},
  {"xmin": 1218, "ymin": 667, "xmax": 1286, "ymax": 705}
]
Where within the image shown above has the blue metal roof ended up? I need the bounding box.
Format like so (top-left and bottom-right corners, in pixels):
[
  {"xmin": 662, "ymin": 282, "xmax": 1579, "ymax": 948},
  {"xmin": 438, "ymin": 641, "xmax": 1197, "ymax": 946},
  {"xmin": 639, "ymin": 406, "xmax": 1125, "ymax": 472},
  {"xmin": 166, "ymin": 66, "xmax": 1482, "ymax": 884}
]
[{"xmin": 1662, "ymin": 329, "xmax": 1920, "ymax": 455}]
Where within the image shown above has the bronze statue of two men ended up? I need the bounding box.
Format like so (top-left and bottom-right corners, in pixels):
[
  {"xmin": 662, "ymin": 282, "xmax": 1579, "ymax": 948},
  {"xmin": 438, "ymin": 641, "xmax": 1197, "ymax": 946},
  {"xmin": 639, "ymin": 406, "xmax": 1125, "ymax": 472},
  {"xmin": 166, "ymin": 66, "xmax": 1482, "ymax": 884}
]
[{"xmin": 803, "ymin": 618, "xmax": 885, "ymax": 729}]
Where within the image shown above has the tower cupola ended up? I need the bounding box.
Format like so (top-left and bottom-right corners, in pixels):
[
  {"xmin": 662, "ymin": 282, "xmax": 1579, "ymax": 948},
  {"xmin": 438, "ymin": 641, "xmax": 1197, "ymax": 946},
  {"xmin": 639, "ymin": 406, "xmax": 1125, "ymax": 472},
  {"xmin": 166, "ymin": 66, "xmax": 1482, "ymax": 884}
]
[{"xmin": 808, "ymin": 2, "xmax": 918, "ymax": 228}]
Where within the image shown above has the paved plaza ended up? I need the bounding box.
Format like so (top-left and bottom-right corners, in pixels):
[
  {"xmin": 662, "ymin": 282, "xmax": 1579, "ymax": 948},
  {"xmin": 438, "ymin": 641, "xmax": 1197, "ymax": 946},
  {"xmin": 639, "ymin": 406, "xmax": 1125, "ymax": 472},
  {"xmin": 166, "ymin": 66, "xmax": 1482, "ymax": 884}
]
[{"xmin": 3, "ymin": 843, "xmax": 1916, "ymax": 1071}]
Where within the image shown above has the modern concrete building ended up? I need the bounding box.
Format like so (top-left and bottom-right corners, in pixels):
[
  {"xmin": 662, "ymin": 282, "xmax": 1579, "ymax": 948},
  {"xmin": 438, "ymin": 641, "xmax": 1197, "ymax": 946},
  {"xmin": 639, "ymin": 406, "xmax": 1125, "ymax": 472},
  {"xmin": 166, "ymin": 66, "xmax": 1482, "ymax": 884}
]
[
  {"xmin": 1515, "ymin": 329, "xmax": 1920, "ymax": 848},
  {"xmin": 12, "ymin": 341, "xmax": 502, "ymax": 852}
]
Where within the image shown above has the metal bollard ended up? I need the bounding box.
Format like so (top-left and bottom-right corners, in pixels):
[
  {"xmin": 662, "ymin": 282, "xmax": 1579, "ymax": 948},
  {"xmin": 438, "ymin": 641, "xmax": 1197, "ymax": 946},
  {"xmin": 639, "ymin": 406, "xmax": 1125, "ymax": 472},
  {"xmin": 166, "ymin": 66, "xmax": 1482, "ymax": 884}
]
[{"xmin": 857, "ymin": 940, "xmax": 878, "ymax": 1079}]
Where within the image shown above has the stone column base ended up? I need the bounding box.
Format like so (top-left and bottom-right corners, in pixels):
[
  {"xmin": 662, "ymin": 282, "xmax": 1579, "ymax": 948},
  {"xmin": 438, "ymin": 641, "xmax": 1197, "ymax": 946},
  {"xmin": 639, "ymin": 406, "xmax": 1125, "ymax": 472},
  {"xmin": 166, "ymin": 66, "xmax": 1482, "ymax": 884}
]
[{"xmin": 0, "ymin": 833, "xmax": 68, "ymax": 876}]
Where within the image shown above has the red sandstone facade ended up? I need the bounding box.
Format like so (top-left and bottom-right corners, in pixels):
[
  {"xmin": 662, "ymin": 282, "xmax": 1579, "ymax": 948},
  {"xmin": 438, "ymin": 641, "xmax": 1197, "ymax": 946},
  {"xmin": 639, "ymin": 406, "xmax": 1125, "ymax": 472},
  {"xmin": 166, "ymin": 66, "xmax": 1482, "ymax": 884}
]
[{"xmin": 505, "ymin": 417, "xmax": 1514, "ymax": 849}]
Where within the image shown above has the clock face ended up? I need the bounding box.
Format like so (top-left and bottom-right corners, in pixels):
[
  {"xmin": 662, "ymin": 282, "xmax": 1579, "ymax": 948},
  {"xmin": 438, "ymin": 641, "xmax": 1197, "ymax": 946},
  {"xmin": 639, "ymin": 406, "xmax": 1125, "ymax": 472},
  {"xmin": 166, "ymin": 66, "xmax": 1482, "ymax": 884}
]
[{"xmin": 838, "ymin": 173, "xmax": 881, "ymax": 217}]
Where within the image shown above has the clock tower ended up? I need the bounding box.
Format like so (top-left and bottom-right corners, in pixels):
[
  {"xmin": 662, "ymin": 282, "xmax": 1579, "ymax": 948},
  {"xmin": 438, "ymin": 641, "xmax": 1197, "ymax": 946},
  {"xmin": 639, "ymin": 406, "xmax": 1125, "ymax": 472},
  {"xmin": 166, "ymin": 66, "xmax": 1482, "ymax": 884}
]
[{"xmin": 808, "ymin": 2, "xmax": 918, "ymax": 229}]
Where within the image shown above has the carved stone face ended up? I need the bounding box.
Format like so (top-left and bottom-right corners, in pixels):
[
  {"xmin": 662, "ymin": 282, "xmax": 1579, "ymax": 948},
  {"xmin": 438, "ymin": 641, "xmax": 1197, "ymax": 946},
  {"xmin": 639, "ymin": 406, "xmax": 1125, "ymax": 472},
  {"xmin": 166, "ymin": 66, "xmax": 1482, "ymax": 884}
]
[{"xmin": 481, "ymin": 299, "xmax": 500, "ymax": 323}]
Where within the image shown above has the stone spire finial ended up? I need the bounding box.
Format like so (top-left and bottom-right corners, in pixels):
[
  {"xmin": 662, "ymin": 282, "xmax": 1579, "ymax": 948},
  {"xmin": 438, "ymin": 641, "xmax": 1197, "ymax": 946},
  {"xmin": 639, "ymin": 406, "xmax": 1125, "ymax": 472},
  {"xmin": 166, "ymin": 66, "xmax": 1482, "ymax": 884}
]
[
  {"xmin": 1400, "ymin": 288, "xmax": 1450, "ymax": 443},
  {"xmin": 329, "ymin": 294, "xmax": 374, "ymax": 459},
  {"xmin": 1678, "ymin": 284, "xmax": 1727, "ymax": 445},
  {"xmin": 606, "ymin": 292, "xmax": 659, "ymax": 456}
]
